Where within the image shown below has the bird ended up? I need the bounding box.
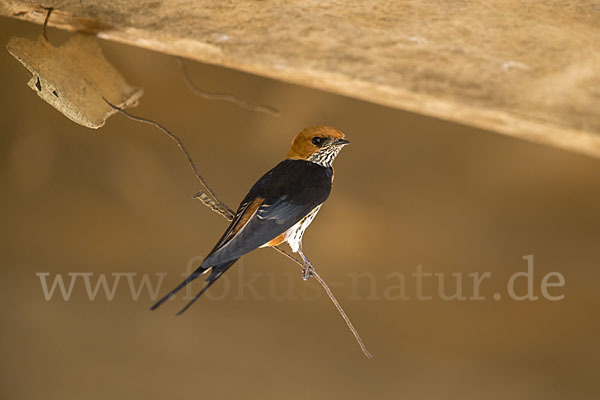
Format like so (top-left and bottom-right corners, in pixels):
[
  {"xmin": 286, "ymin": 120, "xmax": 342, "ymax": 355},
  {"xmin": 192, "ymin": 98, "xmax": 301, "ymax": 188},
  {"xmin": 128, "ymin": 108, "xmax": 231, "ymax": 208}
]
[{"xmin": 151, "ymin": 126, "xmax": 350, "ymax": 315}]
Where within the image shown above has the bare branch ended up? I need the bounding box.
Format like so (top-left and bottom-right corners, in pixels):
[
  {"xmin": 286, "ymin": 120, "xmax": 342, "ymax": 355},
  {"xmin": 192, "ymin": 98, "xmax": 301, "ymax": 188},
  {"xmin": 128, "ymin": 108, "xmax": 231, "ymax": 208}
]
[
  {"xmin": 103, "ymin": 98, "xmax": 233, "ymax": 216},
  {"xmin": 193, "ymin": 191, "xmax": 235, "ymax": 221},
  {"xmin": 42, "ymin": 7, "xmax": 53, "ymax": 42},
  {"xmin": 107, "ymin": 103, "xmax": 372, "ymax": 358},
  {"xmin": 177, "ymin": 57, "xmax": 280, "ymax": 118},
  {"xmin": 272, "ymin": 246, "xmax": 373, "ymax": 359}
]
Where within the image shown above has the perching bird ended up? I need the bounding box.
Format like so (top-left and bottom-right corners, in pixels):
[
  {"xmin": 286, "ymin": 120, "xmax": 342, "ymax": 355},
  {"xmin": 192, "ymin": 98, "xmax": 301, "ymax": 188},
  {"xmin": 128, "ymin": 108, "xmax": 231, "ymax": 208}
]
[{"xmin": 151, "ymin": 126, "xmax": 350, "ymax": 314}]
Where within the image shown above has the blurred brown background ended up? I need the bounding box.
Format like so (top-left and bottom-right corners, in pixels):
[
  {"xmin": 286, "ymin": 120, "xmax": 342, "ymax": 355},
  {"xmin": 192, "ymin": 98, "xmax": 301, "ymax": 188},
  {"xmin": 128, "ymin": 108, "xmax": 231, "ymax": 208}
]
[{"xmin": 1, "ymin": 18, "xmax": 599, "ymax": 400}]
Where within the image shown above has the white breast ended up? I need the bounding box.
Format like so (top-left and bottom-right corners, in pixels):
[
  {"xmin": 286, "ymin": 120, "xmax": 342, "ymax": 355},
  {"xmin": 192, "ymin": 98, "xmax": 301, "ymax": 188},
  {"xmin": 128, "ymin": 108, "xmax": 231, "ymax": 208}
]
[{"xmin": 284, "ymin": 205, "xmax": 322, "ymax": 252}]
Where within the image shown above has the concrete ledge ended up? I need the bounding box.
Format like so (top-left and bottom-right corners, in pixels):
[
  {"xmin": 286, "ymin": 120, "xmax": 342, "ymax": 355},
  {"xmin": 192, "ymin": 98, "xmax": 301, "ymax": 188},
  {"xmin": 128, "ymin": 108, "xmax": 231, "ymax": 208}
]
[{"xmin": 2, "ymin": 0, "xmax": 600, "ymax": 157}]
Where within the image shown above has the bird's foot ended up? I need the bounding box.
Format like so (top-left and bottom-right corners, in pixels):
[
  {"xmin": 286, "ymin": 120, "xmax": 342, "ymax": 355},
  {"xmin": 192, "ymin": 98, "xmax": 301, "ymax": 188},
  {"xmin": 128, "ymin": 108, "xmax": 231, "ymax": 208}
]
[
  {"xmin": 301, "ymin": 264, "xmax": 314, "ymax": 281},
  {"xmin": 298, "ymin": 248, "xmax": 315, "ymax": 280}
]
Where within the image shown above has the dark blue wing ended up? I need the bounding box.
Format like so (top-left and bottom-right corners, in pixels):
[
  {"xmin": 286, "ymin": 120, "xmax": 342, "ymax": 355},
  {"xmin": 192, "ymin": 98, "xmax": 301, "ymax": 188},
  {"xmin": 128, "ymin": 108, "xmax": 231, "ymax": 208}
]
[{"xmin": 201, "ymin": 159, "xmax": 333, "ymax": 267}]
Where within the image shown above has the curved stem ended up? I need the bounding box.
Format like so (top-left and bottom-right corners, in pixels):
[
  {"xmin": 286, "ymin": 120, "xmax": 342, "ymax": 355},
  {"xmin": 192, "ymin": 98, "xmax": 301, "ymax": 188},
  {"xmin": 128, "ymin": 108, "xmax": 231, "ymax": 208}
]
[
  {"xmin": 104, "ymin": 99, "xmax": 233, "ymax": 216},
  {"xmin": 177, "ymin": 57, "xmax": 280, "ymax": 117},
  {"xmin": 108, "ymin": 104, "xmax": 372, "ymax": 359}
]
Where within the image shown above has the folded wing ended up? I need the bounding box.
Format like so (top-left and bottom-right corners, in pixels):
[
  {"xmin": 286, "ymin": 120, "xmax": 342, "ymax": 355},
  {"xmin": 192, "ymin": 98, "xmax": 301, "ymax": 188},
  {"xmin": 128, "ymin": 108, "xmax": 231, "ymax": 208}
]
[{"xmin": 202, "ymin": 159, "xmax": 333, "ymax": 267}]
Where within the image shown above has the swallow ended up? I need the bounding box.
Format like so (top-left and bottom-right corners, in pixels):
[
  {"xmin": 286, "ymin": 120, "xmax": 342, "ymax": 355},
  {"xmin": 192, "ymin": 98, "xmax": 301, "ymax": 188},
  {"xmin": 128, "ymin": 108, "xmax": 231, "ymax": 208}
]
[{"xmin": 151, "ymin": 126, "xmax": 350, "ymax": 314}]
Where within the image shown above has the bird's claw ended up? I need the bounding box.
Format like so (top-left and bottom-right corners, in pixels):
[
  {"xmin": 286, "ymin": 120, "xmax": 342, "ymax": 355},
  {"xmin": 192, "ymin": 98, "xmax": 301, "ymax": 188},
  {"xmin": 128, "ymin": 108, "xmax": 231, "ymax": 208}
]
[{"xmin": 301, "ymin": 264, "xmax": 314, "ymax": 281}]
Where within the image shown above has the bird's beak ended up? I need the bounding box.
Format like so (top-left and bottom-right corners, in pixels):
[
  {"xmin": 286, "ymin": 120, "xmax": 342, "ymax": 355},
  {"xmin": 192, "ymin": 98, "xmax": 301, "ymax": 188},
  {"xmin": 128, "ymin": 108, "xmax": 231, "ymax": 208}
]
[{"xmin": 334, "ymin": 138, "xmax": 350, "ymax": 146}]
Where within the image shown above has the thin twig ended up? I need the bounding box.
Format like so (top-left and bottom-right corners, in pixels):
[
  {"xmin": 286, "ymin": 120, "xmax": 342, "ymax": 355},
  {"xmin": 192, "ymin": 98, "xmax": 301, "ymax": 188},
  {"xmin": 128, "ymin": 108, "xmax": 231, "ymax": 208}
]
[
  {"xmin": 103, "ymin": 98, "xmax": 233, "ymax": 216},
  {"xmin": 42, "ymin": 7, "xmax": 54, "ymax": 42},
  {"xmin": 191, "ymin": 190, "xmax": 372, "ymax": 357},
  {"xmin": 177, "ymin": 57, "xmax": 281, "ymax": 117},
  {"xmin": 193, "ymin": 191, "xmax": 235, "ymax": 221},
  {"xmin": 107, "ymin": 102, "xmax": 372, "ymax": 358},
  {"xmin": 272, "ymin": 246, "xmax": 373, "ymax": 359}
]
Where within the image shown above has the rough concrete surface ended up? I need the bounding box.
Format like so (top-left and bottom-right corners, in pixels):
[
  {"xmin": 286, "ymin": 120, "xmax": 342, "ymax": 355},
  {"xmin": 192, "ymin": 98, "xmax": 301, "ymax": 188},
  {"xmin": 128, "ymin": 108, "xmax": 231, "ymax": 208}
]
[{"xmin": 1, "ymin": 0, "xmax": 599, "ymax": 156}]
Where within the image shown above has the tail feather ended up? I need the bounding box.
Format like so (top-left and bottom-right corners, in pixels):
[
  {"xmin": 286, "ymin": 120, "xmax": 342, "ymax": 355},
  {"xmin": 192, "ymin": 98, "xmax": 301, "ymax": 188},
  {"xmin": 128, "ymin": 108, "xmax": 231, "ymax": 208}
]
[
  {"xmin": 150, "ymin": 265, "xmax": 209, "ymax": 310},
  {"xmin": 151, "ymin": 259, "xmax": 238, "ymax": 313}
]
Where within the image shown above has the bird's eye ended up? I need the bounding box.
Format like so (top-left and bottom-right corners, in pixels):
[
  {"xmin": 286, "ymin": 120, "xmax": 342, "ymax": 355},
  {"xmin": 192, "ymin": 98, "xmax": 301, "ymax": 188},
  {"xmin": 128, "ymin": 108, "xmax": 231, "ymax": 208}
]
[{"xmin": 312, "ymin": 137, "xmax": 324, "ymax": 146}]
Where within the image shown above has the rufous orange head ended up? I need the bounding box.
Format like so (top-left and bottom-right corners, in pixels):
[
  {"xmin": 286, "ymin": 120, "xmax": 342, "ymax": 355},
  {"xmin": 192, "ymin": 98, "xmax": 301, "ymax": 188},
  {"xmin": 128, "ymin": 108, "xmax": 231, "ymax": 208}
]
[{"xmin": 286, "ymin": 126, "xmax": 349, "ymax": 167}]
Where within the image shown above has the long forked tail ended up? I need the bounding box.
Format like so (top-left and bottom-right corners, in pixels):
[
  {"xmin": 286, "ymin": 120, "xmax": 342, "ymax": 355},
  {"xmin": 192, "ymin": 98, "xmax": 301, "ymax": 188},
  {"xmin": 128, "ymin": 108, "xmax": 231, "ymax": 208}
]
[{"xmin": 151, "ymin": 259, "xmax": 238, "ymax": 314}]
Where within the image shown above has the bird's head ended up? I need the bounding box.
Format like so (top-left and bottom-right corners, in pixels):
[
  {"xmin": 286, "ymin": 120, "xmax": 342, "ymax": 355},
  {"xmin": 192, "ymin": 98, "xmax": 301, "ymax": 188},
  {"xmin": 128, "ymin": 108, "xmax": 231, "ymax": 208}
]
[{"xmin": 286, "ymin": 126, "xmax": 350, "ymax": 167}]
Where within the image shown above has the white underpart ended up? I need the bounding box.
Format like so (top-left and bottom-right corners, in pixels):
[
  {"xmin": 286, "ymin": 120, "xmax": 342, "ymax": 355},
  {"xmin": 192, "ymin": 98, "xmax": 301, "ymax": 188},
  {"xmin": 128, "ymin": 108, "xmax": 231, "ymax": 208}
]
[
  {"xmin": 284, "ymin": 205, "xmax": 321, "ymax": 252},
  {"xmin": 307, "ymin": 145, "xmax": 343, "ymax": 168}
]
